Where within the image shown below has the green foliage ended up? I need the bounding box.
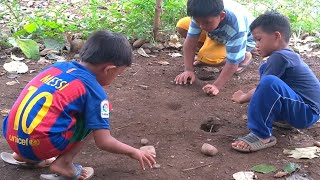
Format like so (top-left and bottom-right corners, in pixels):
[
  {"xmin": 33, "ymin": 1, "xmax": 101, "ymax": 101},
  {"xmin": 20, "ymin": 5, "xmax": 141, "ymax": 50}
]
[
  {"xmin": 15, "ymin": 39, "xmax": 40, "ymax": 59},
  {"xmin": 0, "ymin": 0, "xmax": 319, "ymax": 48},
  {"xmin": 235, "ymin": 0, "xmax": 320, "ymax": 34},
  {"xmin": 251, "ymin": 164, "xmax": 277, "ymax": 174},
  {"xmin": 282, "ymin": 162, "xmax": 300, "ymax": 174}
]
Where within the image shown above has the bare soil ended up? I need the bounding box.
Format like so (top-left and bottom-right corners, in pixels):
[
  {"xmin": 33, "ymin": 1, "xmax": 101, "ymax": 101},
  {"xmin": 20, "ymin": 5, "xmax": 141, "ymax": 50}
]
[{"xmin": 0, "ymin": 50, "xmax": 320, "ymax": 180}]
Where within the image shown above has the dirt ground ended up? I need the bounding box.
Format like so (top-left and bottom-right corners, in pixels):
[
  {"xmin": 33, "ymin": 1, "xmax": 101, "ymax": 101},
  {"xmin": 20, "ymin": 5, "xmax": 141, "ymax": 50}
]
[{"xmin": 0, "ymin": 49, "xmax": 320, "ymax": 180}]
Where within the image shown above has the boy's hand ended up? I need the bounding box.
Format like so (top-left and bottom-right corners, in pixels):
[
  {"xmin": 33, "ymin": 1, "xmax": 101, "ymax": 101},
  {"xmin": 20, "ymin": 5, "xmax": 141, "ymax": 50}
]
[
  {"xmin": 231, "ymin": 90, "xmax": 246, "ymax": 104},
  {"xmin": 202, "ymin": 84, "xmax": 219, "ymax": 96},
  {"xmin": 175, "ymin": 71, "xmax": 196, "ymax": 85},
  {"xmin": 129, "ymin": 149, "xmax": 156, "ymax": 170}
]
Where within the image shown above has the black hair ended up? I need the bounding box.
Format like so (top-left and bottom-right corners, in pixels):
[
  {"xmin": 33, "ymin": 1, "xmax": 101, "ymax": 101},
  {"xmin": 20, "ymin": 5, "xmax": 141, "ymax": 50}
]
[
  {"xmin": 250, "ymin": 11, "xmax": 292, "ymax": 43},
  {"xmin": 187, "ymin": 0, "xmax": 224, "ymax": 17},
  {"xmin": 80, "ymin": 30, "xmax": 132, "ymax": 66}
]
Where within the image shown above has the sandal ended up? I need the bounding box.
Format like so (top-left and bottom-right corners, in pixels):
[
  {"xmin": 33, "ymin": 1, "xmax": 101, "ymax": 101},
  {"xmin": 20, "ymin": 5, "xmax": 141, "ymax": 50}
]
[
  {"xmin": 235, "ymin": 53, "xmax": 253, "ymax": 74},
  {"xmin": 232, "ymin": 132, "xmax": 277, "ymax": 152},
  {"xmin": 40, "ymin": 163, "xmax": 94, "ymax": 180},
  {"xmin": 1, "ymin": 152, "xmax": 55, "ymax": 168}
]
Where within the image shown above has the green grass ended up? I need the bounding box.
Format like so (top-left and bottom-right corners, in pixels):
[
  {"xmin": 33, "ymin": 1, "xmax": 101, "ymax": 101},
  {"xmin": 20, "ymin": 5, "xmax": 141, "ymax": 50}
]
[{"xmin": 0, "ymin": 0, "xmax": 319, "ymax": 44}]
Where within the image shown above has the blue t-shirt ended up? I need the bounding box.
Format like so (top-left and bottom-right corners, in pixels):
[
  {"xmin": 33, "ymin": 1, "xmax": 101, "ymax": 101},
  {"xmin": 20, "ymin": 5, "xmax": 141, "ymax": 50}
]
[
  {"xmin": 187, "ymin": 0, "xmax": 255, "ymax": 64},
  {"xmin": 260, "ymin": 49, "xmax": 320, "ymax": 114}
]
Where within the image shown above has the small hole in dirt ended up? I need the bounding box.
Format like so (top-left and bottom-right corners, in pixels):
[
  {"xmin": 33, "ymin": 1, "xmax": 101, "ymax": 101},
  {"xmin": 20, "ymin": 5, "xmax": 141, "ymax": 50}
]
[
  {"xmin": 166, "ymin": 102, "xmax": 182, "ymax": 111},
  {"xmin": 200, "ymin": 119, "xmax": 221, "ymax": 133}
]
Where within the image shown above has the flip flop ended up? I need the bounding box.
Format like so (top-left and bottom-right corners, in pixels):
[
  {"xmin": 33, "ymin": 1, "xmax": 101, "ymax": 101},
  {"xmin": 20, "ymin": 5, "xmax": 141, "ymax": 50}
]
[
  {"xmin": 235, "ymin": 57, "xmax": 253, "ymax": 75},
  {"xmin": 1, "ymin": 152, "xmax": 55, "ymax": 168},
  {"xmin": 40, "ymin": 163, "xmax": 94, "ymax": 180},
  {"xmin": 232, "ymin": 132, "xmax": 277, "ymax": 152}
]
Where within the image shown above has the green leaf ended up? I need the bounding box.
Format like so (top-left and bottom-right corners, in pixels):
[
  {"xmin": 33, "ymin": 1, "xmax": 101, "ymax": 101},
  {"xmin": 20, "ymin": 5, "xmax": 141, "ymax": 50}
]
[
  {"xmin": 16, "ymin": 39, "xmax": 40, "ymax": 60},
  {"xmin": 8, "ymin": 37, "xmax": 18, "ymax": 47},
  {"xmin": 251, "ymin": 164, "xmax": 277, "ymax": 174},
  {"xmin": 24, "ymin": 22, "xmax": 37, "ymax": 33},
  {"xmin": 12, "ymin": 29, "xmax": 28, "ymax": 37},
  {"xmin": 43, "ymin": 37, "xmax": 65, "ymax": 51},
  {"xmin": 283, "ymin": 162, "xmax": 300, "ymax": 174}
]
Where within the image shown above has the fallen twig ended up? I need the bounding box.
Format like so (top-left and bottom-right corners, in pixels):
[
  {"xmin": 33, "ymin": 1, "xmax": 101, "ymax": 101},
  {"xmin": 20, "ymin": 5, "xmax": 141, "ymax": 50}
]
[
  {"xmin": 182, "ymin": 162, "xmax": 214, "ymax": 172},
  {"xmin": 209, "ymin": 125, "xmax": 214, "ymax": 133}
]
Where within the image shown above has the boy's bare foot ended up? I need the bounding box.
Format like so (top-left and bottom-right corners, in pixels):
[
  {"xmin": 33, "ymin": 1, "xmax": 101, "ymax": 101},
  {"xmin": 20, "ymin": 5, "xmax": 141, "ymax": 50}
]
[
  {"xmin": 49, "ymin": 157, "xmax": 89, "ymax": 179},
  {"xmin": 235, "ymin": 52, "xmax": 253, "ymax": 74}
]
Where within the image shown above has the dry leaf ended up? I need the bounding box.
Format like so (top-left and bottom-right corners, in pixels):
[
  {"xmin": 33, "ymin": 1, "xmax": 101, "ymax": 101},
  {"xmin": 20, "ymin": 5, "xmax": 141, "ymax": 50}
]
[
  {"xmin": 157, "ymin": 60, "xmax": 170, "ymax": 65},
  {"xmin": 137, "ymin": 48, "xmax": 150, "ymax": 57},
  {"xmin": 232, "ymin": 171, "xmax": 257, "ymax": 180},
  {"xmin": 1, "ymin": 109, "xmax": 10, "ymax": 117},
  {"xmin": 274, "ymin": 171, "xmax": 288, "ymax": 178},
  {"xmin": 11, "ymin": 53, "xmax": 24, "ymax": 61},
  {"xmin": 3, "ymin": 61, "xmax": 28, "ymax": 74},
  {"xmin": 169, "ymin": 53, "xmax": 183, "ymax": 58},
  {"xmin": 6, "ymin": 81, "xmax": 18, "ymax": 86},
  {"xmin": 283, "ymin": 146, "xmax": 320, "ymax": 159}
]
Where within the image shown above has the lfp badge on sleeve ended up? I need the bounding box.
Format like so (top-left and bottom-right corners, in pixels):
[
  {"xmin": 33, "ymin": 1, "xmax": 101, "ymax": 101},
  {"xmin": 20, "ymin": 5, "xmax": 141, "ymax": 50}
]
[{"xmin": 100, "ymin": 100, "xmax": 110, "ymax": 118}]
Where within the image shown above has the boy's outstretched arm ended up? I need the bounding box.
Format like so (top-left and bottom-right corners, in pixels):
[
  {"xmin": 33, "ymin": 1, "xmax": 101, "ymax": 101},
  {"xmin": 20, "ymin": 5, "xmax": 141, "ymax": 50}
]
[
  {"xmin": 175, "ymin": 37, "xmax": 198, "ymax": 85},
  {"xmin": 203, "ymin": 61, "xmax": 238, "ymax": 96},
  {"xmin": 93, "ymin": 129, "xmax": 156, "ymax": 170},
  {"xmin": 231, "ymin": 88, "xmax": 256, "ymax": 104}
]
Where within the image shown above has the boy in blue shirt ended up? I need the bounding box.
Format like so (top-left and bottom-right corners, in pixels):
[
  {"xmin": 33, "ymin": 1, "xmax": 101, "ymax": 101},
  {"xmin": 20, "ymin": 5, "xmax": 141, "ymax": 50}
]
[
  {"xmin": 231, "ymin": 11, "xmax": 320, "ymax": 152},
  {"xmin": 175, "ymin": 0, "xmax": 255, "ymax": 96},
  {"xmin": 2, "ymin": 30, "xmax": 156, "ymax": 179}
]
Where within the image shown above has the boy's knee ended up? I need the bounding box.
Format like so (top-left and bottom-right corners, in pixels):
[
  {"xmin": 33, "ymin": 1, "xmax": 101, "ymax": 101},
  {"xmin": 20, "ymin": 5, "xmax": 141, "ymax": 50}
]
[
  {"xmin": 176, "ymin": 27, "xmax": 187, "ymax": 38},
  {"xmin": 260, "ymin": 75, "xmax": 280, "ymax": 86},
  {"xmin": 258, "ymin": 75, "xmax": 285, "ymax": 91}
]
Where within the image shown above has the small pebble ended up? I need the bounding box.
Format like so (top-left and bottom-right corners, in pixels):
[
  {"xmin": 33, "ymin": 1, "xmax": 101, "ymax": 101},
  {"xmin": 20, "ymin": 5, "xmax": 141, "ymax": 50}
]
[
  {"xmin": 153, "ymin": 164, "xmax": 161, "ymax": 169},
  {"xmin": 314, "ymin": 141, "xmax": 320, "ymax": 147},
  {"xmin": 140, "ymin": 138, "xmax": 149, "ymax": 145}
]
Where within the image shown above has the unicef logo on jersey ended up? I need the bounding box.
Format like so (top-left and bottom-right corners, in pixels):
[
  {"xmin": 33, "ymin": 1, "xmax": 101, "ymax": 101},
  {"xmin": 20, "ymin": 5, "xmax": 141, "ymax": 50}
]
[{"xmin": 100, "ymin": 100, "xmax": 110, "ymax": 118}]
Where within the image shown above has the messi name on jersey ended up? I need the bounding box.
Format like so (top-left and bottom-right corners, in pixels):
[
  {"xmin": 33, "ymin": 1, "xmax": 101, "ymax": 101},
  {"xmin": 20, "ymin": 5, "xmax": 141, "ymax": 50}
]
[{"xmin": 40, "ymin": 74, "xmax": 69, "ymax": 91}]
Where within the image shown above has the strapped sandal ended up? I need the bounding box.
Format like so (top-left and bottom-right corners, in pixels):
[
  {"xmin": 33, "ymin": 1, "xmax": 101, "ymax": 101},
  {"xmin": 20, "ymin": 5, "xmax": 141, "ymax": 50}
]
[
  {"xmin": 40, "ymin": 163, "xmax": 94, "ymax": 180},
  {"xmin": 232, "ymin": 132, "xmax": 277, "ymax": 152},
  {"xmin": 1, "ymin": 152, "xmax": 55, "ymax": 168}
]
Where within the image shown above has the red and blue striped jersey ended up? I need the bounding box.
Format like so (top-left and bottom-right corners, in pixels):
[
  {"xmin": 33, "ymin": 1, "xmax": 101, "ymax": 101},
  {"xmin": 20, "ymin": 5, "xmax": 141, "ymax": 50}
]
[{"xmin": 3, "ymin": 61, "xmax": 111, "ymax": 160}]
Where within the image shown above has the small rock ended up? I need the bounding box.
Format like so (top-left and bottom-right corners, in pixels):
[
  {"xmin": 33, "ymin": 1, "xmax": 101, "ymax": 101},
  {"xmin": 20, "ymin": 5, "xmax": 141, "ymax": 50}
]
[
  {"xmin": 140, "ymin": 138, "xmax": 149, "ymax": 145},
  {"xmin": 153, "ymin": 43, "xmax": 165, "ymax": 50},
  {"xmin": 74, "ymin": 54, "xmax": 80, "ymax": 59},
  {"xmin": 314, "ymin": 141, "xmax": 320, "ymax": 147},
  {"xmin": 202, "ymin": 67, "xmax": 220, "ymax": 73},
  {"xmin": 70, "ymin": 39, "xmax": 85, "ymax": 53},
  {"xmin": 140, "ymin": 145, "xmax": 156, "ymax": 157},
  {"xmin": 144, "ymin": 48, "xmax": 152, "ymax": 54},
  {"xmin": 241, "ymin": 114, "xmax": 248, "ymax": 120},
  {"xmin": 141, "ymin": 43, "xmax": 153, "ymax": 50},
  {"xmin": 300, "ymin": 33, "xmax": 309, "ymax": 40},
  {"xmin": 133, "ymin": 39, "xmax": 146, "ymax": 48},
  {"xmin": 201, "ymin": 143, "xmax": 218, "ymax": 156},
  {"xmin": 153, "ymin": 164, "xmax": 161, "ymax": 169}
]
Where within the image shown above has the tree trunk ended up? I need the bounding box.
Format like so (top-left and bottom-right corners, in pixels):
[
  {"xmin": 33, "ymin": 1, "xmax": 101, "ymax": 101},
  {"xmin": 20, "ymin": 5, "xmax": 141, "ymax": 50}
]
[{"xmin": 153, "ymin": 0, "xmax": 162, "ymax": 41}]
